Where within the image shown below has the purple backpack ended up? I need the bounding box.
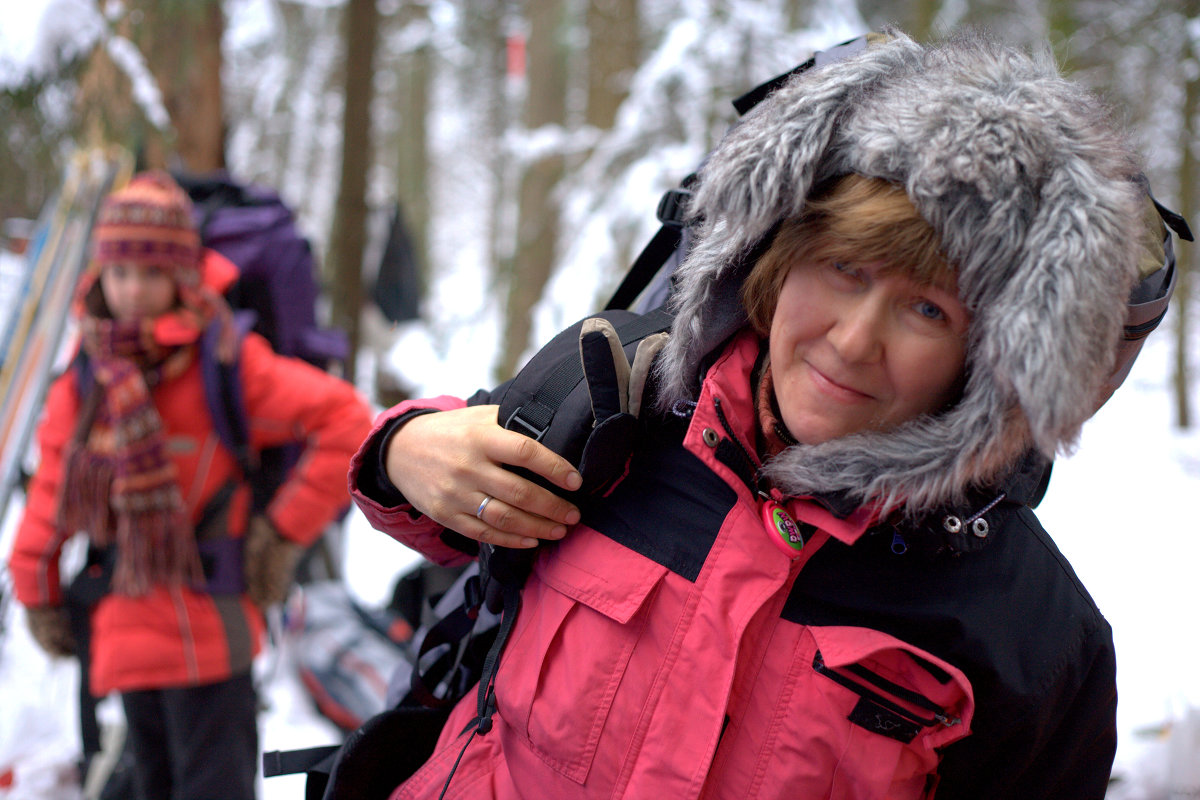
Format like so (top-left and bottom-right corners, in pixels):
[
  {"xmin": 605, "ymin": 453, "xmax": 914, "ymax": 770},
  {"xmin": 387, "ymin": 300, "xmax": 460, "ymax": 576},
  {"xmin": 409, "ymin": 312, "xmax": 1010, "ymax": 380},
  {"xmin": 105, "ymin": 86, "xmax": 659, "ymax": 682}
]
[{"xmin": 176, "ymin": 170, "xmax": 348, "ymax": 367}]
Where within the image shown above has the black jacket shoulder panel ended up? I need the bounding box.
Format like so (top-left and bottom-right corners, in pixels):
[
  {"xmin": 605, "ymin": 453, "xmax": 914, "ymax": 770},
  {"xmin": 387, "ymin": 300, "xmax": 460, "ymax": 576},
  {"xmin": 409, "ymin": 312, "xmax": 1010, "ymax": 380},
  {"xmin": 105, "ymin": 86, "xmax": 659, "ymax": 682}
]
[
  {"xmin": 783, "ymin": 505, "xmax": 1116, "ymax": 798},
  {"xmin": 784, "ymin": 507, "xmax": 1106, "ymax": 677},
  {"xmin": 579, "ymin": 431, "xmax": 735, "ymax": 582}
]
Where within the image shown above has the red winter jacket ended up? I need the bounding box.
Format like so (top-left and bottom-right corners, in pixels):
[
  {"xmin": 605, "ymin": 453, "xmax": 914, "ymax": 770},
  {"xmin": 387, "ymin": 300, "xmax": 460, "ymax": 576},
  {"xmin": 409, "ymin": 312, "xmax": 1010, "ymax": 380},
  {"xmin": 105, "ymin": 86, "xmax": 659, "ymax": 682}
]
[
  {"xmin": 10, "ymin": 326, "xmax": 373, "ymax": 694},
  {"xmin": 350, "ymin": 331, "xmax": 1117, "ymax": 799}
]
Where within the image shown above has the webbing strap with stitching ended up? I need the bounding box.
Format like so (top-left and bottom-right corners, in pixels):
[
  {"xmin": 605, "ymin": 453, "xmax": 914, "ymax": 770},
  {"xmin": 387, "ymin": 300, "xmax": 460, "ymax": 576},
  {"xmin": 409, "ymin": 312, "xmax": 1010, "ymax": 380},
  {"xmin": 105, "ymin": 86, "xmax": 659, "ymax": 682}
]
[
  {"xmin": 434, "ymin": 583, "xmax": 522, "ymax": 798},
  {"xmin": 203, "ymin": 311, "xmax": 258, "ymax": 478},
  {"xmin": 262, "ymin": 745, "xmax": 338, "ymax": 778},
  {"xmin": 472, "ymin": 580, "xmax": 520, "ymax": 733}
]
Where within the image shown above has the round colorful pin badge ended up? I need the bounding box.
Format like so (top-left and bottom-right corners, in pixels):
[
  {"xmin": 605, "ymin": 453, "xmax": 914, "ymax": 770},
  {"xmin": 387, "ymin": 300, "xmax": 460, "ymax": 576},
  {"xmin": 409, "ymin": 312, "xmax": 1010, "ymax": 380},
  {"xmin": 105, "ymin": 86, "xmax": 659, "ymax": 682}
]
[{"xmin": 762, "ymin": 499, "xmax": 805, "ymax": 557}]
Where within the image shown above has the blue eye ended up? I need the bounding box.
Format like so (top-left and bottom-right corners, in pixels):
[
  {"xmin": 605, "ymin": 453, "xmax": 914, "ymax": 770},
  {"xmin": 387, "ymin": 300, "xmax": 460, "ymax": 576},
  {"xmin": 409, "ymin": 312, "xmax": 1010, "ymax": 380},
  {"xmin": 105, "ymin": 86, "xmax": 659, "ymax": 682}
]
[
  {"xmin": 830, "ymin": 262, "xmax": 863, "ymax": 282},
  {"xmin": 914, "ymin": 300, "xmax": 946, "ymax": 321}
]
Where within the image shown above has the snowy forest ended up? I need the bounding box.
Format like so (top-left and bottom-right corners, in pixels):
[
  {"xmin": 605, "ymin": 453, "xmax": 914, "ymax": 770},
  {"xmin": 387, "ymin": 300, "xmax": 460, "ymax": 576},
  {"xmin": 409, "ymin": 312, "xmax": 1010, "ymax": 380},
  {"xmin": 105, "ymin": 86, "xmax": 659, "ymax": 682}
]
[
  {"xmin": 2, "ymin": 1, "xmax": 1200, "ymax": 798},
  {"xmin": 2, "ymin": 0, "xmax": 1197, "ymax": 421}
]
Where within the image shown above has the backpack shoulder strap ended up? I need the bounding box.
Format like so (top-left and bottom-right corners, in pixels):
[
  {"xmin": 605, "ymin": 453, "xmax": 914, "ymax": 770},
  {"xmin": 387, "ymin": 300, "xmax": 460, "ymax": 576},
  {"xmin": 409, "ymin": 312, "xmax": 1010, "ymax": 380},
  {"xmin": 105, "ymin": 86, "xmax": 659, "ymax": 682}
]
[
  {"xmin": 71, "ymin": 341, "xmax": 96, "ymax": 395},
  {"xmin": 604, "ymin": 192, "xmax": 693, "ymax": 311},
  {"xmin": 201, "ymin": 311, "xmax": 258, "ymax": 478}
]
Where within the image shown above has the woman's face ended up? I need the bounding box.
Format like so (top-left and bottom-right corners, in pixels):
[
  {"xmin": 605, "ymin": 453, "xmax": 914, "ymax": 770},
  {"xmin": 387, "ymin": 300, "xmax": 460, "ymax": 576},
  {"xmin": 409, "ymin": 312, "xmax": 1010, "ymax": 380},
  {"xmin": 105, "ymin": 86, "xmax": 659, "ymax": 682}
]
[
  {"xmin": 768, "ymin": 259, "xmax": 970, "ymax": 445},
  {"xmin": 99, "ymin": 263, "xmax": 178, "ymax": 322}
]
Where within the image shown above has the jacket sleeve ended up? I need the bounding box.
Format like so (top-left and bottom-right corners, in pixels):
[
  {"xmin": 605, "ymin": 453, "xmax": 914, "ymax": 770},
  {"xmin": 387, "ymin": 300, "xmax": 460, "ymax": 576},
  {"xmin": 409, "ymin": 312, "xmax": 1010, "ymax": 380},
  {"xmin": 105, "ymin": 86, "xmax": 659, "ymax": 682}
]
[
  {"xmin": 7, "ymin": 371, "xmax": 81, "ymax": 608},
  {"xmin": 1008, "ymin": 622, "xmax": 1117, "ymax": 799},
  {"xmin": 237, "ymin": 333, "xmax": 375, "ymax": 547},
  {"xmin": 935, "ymin": 620, "xmax": 1117, "ymax": 799},
  {"xmin": 347, "ymin": 395, "xmax": 480, "ymax": 567}
]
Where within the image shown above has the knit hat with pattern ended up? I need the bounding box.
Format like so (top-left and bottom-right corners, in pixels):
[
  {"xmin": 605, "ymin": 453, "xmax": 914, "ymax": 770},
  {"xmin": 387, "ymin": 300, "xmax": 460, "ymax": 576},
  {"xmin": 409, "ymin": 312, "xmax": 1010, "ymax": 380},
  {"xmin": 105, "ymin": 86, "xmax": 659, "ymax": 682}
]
[{"xmin": 90, "ymin": 171, "xmax": 201, "ymax": 289}]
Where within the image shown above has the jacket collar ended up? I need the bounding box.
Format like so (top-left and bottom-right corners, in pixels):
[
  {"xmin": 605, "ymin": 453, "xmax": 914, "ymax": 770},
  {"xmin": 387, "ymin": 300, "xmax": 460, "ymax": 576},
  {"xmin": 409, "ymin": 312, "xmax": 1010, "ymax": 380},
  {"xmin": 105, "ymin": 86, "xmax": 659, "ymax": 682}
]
[{"xmin": 687, "ymin": 332, "xmax": 1052, "ymax": 553}]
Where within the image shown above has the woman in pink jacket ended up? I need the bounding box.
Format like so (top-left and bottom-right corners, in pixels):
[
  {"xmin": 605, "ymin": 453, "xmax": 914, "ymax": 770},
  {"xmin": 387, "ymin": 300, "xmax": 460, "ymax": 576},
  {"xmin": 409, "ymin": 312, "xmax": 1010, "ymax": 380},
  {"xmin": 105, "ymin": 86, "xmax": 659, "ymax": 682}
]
[{"xmin": 351, "ymin": 31, "xmax": 1180, "ymax": 799}]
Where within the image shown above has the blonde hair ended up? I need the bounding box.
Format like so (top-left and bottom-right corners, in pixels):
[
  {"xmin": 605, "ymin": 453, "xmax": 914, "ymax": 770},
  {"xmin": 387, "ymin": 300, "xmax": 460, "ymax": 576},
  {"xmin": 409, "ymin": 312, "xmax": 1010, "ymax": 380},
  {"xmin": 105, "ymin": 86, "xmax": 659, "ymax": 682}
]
[{"xmin": 742, "ymin": 174, "xmax": 955, "ymax": 336}]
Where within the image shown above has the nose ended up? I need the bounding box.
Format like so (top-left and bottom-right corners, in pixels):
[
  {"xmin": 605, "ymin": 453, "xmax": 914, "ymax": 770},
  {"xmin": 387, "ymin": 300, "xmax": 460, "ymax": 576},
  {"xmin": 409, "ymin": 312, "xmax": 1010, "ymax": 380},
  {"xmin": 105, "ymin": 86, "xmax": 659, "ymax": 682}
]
[
  {"xmin": 827, "ymin": 295, "xmax": 885, "ymax": 364},
  {"xmin": 128, "ymin": 271, "xmax": 160, "ymax": 301}
]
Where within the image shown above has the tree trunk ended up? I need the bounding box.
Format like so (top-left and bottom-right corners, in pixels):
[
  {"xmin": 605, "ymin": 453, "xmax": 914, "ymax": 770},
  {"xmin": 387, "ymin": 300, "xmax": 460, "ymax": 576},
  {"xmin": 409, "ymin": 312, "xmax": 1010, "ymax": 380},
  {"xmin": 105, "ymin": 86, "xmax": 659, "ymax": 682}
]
[
  {"xmin": 1173, "ymin": 1, "xmax": 1198, "ymax": 429},
  {"xmin": 328, "ymin": 0, "xmax": 379, "ymax": 383},
  {"xmin": 75, "ymin": 0, "xmax": 225, "ymax": 171},
  {"xmin": 446, "ymin": 0, "xmax": 510, "ymax": 334},
  {"xmin": 394, "ymin": 2, "xmax": 432, "ymax": 286},
  {"xmin": 585, "ymin": 0, "xmax": 639, "ymax": 131},
  {"xmin": 908, "ymin": 0, "xmax": 941, "ymax": 41},
  {"xmin": 76, "ymin": 38, "xmax": 142, "ymax": 154},
  {"xmin": 138, "ymin": 0, "xmax": 225, "ymax": 171},
  {"xmin": 580, "ymin": 0, "xmax": 639, "ymax": 292},
  {"xmin": 498, "ymin": 0, "xmax": 569, "ymax": 380},
  {"xmin": 475, "ymin": 4, "xmax": 514, "ymax": 301}
]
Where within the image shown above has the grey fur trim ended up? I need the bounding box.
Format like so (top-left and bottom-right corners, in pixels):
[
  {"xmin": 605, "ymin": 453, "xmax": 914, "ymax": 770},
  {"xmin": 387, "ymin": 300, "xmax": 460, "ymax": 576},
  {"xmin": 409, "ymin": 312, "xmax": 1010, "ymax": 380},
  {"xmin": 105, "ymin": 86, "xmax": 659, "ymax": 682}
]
[{"xmin": 655, "ymin": 30, "xmax": 1143, "ymax": 514}]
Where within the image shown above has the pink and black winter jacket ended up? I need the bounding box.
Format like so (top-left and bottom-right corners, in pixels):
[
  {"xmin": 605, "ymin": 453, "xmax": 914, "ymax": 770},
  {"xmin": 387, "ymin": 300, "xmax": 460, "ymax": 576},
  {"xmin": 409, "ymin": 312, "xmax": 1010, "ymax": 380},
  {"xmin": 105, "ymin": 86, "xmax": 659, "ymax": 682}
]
[{"xmin": 351, "ymin": 331, "xmax": 1116, "ymax": 799}]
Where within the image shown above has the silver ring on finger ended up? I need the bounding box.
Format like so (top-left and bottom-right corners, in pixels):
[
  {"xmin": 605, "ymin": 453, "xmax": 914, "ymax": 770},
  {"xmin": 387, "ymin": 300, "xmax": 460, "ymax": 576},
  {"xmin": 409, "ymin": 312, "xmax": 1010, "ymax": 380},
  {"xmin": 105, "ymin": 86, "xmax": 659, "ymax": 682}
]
[{"xmin": 475, "ymin": 494, "xmax": 493, "ymax": 520}]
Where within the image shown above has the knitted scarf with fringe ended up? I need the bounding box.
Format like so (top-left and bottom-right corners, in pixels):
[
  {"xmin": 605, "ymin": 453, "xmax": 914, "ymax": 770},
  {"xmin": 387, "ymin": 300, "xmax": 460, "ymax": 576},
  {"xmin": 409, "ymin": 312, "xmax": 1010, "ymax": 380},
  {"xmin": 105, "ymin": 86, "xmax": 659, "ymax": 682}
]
[{"xmin": 58, "ymin": 309, "xmax": 210, "ymax": 596}]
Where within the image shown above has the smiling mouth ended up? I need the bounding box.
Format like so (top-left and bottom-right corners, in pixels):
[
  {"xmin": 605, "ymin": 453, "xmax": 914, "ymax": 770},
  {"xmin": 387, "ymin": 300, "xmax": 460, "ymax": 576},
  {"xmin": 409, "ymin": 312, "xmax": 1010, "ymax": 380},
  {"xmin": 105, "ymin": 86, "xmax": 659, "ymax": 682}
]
[{"xmin": 807, "ymin": 363, "xmax": 873, "ymax": 400}]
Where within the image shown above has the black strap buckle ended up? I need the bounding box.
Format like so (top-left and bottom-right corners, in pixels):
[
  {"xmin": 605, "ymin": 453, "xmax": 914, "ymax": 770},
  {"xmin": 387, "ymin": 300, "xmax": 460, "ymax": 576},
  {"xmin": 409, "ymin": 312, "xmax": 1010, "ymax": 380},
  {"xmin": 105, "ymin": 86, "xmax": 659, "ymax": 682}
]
[
  {"xmin": 656, "ymin": 188, "xmax": 692, "ymax": 227},
  {"xmin": 504, "ymin": 406, "xmax": 550, "ymax": 441}
]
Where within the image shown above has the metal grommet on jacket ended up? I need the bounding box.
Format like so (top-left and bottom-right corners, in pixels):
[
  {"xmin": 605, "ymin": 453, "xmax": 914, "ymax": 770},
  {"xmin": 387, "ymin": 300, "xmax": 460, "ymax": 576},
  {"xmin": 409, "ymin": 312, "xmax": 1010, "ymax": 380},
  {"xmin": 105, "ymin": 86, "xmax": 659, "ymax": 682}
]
[{"xmin": 971, "ymin": 518, "xmax": 990, "ymax": 538}]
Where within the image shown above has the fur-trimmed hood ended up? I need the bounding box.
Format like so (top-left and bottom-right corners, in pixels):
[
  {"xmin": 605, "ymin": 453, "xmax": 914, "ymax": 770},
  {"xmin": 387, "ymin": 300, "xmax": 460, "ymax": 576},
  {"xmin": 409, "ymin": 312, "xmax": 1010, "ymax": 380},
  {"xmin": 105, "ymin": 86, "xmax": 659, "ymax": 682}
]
[{"xmin": 655, "ymin": 30, "xmax": 1146, "ymax": 516}]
